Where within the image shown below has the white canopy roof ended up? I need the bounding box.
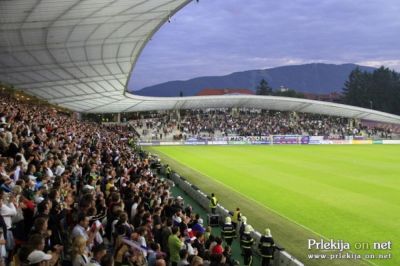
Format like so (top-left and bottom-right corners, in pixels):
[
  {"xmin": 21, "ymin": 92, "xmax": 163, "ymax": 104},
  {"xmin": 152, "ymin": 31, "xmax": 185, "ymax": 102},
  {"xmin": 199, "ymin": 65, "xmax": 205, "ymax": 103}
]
[
  {"xmin": 1, "ymin": 0, "xmax": 400, "ymax": 124},
  {"xmin": 0, "ymin": 0, "xmax": 189, "ymax": 111}
]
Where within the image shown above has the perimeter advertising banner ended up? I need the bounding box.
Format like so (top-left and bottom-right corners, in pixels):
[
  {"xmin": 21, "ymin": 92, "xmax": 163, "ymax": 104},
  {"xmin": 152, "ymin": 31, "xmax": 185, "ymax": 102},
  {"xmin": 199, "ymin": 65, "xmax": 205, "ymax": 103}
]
[
  {"xmin": 228, "ymin": 140, "xmax": 250, "ymax": 145},
  {"xmin": 352, "ymin": 140, "xmax": 373, "ymax": 145},
  {"xmin": 331, "ymin": 140, "xmax": 352, "ymax": 144},
  {"xmin": 301, "ymin": 136, "xmax": 310, "ymax": 144},
  {"xmin": 139, "ymin": 141, "xmax": 160, "ymax": 146},
  {"xmin": 273, "ymin": 135, "xmax": 301, "ymax": 144},
  {"xmin": 208, "ymin": 141, "xmax": 229, "ymax": 145},
  {"xmin": 184, "ymin": 141, "xmax": 207, "ymax": 145},
  {"xmin": 160, "ymin": 141, "xmax": 183, "ymax": 145},
  {"xmin": 251, "ymin": 140, "xmax": 271, "ymax": 145},
  {"xmin": 140, "ymin": 136, "xmax": 392, "ymax": 146},
  {"xmin": 309, "ymin": 136, "xmax": 324, "ymax": 144},
  {"xmin": 382, "ymin": 140, "xmax": 400, "ymax": 144}
]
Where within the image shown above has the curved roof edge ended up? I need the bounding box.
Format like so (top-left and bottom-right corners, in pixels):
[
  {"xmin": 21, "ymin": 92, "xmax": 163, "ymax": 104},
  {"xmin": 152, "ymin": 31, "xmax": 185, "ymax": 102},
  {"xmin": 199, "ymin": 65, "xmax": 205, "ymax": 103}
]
[
  {"xmin": 124, "ymin": 0, "xmax": 191, "ymax": 94},
  {"xmin": 121, "ymin": 93, "xmax": 400, "ymax": 124}
]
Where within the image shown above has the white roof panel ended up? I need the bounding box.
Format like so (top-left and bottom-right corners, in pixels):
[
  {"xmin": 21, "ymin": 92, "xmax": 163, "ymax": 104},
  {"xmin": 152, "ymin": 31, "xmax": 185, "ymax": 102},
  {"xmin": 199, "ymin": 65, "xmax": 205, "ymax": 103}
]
[{"xmin": 0, "ymin": 0, "xmax": 189, "ymax": 102}]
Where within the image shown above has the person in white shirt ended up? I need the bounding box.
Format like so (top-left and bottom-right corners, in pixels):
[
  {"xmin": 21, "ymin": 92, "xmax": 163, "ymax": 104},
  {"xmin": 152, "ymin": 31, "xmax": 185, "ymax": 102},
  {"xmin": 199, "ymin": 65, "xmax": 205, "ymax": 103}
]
[
  {"xmin": 0, "ymin": 191, "xmax": 17, "ymax": 230},
  {"xmin": 130, "ymin": 196, "xmax": 140, "ymax": 222},
  {"xmin": 72, "ymin": 213, "xmax": 97, "ymax": 248},
  {"xmin": 0, "ymin": 191, "xmax": 17, "ymax": 258}
]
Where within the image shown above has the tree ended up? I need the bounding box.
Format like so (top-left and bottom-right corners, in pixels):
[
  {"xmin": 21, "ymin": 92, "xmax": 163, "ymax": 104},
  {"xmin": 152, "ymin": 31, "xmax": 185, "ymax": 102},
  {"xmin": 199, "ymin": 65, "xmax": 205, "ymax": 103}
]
[
  {"xmin": 342, "ymin": 66, "xmax": 400, "ymax": 115},
  {"xmin": 342, "ymin": 67, "xmax": 370, "ymax": 108},
  {"xmin": 256, "ymin": 79, "xmax": 273, "ymax": 95}
]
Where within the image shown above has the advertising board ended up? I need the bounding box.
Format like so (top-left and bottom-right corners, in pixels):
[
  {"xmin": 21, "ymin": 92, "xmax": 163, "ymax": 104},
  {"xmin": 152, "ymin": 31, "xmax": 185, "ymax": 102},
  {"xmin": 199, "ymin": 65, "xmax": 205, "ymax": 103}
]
[
  {"xmin": 228, "ymin": 141, "xmax": 250, "ymax": 145},
  {"xmin": 273, "ymin": 135, "xmax": 300, "ymax": 144},
  {"xmin": 309, "ymin": 136, "xmax": 324, "ymax": 144},
  {"xmin": 209, "ymin": 141, "xmax": 229, "ymax": 145},
  {"xmin": 184, "ymin": 141, "xmax": 207, "ymax": 145},
  {"xmin": 160, "ymin": 142, "xmax": 183, "ymax": 145},
  {"xmin": 251, "ymin": 140, "xmax": 271, "ymax": 145},
  {"xmin": 352, "ymin": 140, "xmax": 373, "ymax": 145}
]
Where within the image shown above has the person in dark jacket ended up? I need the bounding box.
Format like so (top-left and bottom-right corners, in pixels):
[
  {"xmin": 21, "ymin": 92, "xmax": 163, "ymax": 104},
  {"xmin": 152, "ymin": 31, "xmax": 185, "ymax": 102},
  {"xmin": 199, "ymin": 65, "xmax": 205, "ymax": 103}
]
[
  {"xmin": 240, "ymin": 225, "xmax": 254, "ymax": 266},
  {"xmin": 258, "ymin": 228, "xmax": 275, "ymax": 266},
  {"xmin": 221, "ymin": 217, "xmax": 235, "ymax": 246}
]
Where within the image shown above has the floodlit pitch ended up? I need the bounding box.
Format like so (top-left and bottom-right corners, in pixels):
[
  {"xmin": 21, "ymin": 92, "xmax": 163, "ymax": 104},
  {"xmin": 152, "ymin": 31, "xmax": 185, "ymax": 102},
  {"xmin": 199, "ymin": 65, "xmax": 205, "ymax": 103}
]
[{"xmin": 148, "ymin": 145, "xmax": 400, "ymax": 266}]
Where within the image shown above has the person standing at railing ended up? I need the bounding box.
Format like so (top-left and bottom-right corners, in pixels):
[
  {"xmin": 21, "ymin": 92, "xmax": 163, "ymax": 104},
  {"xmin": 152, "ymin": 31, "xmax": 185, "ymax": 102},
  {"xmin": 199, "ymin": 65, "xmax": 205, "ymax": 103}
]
[
  {"xmin": 240, "ymin": 225, "xmax": 254, "ymax": 266},
  {"xmin": 259, "ymin": 228, "xmax": 275, "ymax": 266},
  {"xmin": 231, "ymin": 207, "xmax": 241, "ymax": 233},
  {"xmin": 221, "ymin": 217, "xmax": 235, "ymax": 246},
  {"xmin": 209, "ymin": 193, "xmax": 218, "ymax": 214}
]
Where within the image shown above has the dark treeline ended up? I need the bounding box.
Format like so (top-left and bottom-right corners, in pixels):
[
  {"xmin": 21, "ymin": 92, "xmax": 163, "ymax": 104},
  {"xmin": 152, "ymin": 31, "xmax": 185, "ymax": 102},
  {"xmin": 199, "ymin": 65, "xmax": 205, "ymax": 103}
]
[{"xmin": 342, "ymin": 66, "xmax": 400, "ymax": 115}]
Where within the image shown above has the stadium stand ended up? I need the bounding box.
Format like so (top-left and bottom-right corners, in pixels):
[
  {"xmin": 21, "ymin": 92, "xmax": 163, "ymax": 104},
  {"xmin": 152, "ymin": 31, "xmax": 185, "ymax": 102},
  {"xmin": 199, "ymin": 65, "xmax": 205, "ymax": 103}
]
[
  {"xmin": 0, "ymin": 90, "xmax": 275, "ymax": 266},
  {"xmin": 130, "ymin": 109, "xmax": 396, "ymax": 142}
]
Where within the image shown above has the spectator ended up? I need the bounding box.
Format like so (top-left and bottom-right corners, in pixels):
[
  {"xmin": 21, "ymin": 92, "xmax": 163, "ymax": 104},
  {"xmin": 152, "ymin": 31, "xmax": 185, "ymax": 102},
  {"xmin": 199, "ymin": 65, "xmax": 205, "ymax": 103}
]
[
  {"xmin": 86, "ymin": 243, "xmax": 107, "ymax": 266},
  {"xmin": 72, "ymin": 213, "xmax": 97, "ymax": 248},
  {"xmin": 211, "ymin": 237, "xmax": 224, "ymax": 255},
  {"xmin": 26, "ymin": 250, "xmax": 52, "ymax": 265},
  {"xmin": 100, "ymin": 253, "xmax": 114, "ymax": 266},
  {"xmin": 190, "ymin": 255, "xmax": 203, "ymax": 266},
  {"xmin": 192, "ymin": 218, "xmax": 205, "ymax": 235},
  {"xmin": 71, "ymin": 235, "xmax": 91, "ymax": 266},
  {"xmin": 168, "ymin": 226, "xmax": 183, "ymax": 266},
  {"xmin": 178, "ymin": 248, "xmax": 189, "ymax": 266}
]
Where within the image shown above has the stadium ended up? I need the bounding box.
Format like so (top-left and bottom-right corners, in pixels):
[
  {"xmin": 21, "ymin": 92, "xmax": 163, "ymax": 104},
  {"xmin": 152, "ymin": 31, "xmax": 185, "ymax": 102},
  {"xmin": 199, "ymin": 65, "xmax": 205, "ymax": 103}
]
[{"xmin": 0, "ymin": 1, "xmax": 399, "ymax": 266}]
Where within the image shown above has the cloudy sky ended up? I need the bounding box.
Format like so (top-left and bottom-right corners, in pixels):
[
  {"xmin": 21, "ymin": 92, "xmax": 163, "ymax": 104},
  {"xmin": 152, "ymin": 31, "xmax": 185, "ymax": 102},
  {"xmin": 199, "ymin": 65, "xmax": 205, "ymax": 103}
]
[{"xmin": 128, "ymin": 0, "xmax": 400, "ymax": 91}]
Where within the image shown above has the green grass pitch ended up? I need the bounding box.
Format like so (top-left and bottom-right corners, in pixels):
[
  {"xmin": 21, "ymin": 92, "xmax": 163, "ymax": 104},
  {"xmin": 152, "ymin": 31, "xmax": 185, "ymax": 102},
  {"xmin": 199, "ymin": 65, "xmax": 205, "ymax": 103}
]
[{"xmin": 147, "ymin": 145, "xmax": 400, "ymax": 266}]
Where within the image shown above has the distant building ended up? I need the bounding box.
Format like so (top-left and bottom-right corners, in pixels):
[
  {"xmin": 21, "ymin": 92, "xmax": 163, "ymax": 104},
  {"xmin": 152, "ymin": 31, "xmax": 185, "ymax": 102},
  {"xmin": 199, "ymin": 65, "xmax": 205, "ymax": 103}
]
[
  {"xmin": 196, "ymin": 88, "xmax": 254, "ymax": 96},
  {"xmin": 303, "ymin": 92, "xmax": 342, "ymax": 103},
  {"xmin": 278, "ymin": 86, "xmax": 289, "ymax": 92}
]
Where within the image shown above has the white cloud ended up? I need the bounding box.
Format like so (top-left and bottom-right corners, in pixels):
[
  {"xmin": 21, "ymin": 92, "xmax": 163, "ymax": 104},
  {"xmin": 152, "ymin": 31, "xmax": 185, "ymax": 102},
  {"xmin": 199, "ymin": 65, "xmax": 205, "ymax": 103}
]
[{"xmin": 356, "ymin": 60, "xmax": 400, "ymax": 71}]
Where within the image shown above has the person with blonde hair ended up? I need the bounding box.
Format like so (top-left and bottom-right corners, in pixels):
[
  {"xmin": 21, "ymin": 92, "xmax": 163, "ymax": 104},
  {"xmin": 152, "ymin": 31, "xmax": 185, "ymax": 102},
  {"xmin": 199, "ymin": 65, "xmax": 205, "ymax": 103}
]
[
  {"xmin": 190, "ymin": 255, "xmax": 203, "ymax": 266},
  {"xmin": 204, "ymin": 226, "xmax": 212, "ymax": 241},
  {"xmin": 71, "ymin": 235, "xmax": 91, "ymax": 266}
]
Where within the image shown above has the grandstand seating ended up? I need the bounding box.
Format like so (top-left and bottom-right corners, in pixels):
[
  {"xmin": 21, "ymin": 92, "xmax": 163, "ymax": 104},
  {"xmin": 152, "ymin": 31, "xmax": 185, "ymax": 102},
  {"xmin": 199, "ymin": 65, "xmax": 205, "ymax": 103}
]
[{"xmin": 130, "ymin": 109, "xmax": 395, "ymax": 141}]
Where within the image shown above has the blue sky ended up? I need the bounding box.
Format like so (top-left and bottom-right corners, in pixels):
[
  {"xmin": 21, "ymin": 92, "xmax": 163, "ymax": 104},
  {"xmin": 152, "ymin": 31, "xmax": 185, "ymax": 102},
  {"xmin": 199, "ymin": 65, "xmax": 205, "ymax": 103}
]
[{"xmin": 128, "ymin": 0, "xmax": 400, "ymax": 91}]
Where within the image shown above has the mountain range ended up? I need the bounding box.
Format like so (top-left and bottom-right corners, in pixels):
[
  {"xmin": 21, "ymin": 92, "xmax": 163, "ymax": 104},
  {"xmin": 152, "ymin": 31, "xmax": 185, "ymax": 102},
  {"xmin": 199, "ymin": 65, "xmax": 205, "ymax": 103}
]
[{"xmin": 132, "ymin": 63, "xmax": 375, "ymax": 97}]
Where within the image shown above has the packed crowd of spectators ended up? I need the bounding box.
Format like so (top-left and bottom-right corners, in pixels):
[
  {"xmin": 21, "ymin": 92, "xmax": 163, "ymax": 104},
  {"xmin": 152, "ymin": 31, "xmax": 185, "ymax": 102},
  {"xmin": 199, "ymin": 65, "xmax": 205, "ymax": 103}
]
[
  {"xmin": 0, "ymin": 93, "xmax": 244, "ymax": 266},
  {"xmin": 131, "ymin": 109, "xmax": 394, "ymax": 141}
]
